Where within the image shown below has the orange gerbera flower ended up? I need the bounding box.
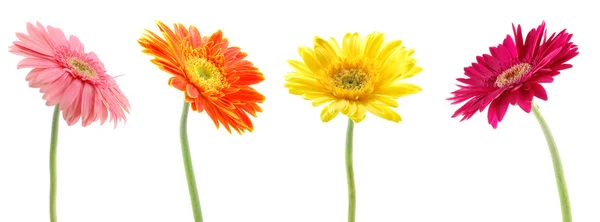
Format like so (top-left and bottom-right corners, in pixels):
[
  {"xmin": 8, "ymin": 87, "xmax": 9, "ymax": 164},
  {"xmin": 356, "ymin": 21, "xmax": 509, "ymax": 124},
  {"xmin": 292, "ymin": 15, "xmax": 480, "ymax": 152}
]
[{"xmin": 138, "ymin": 21, "xmax": 265, "ymax": 134}]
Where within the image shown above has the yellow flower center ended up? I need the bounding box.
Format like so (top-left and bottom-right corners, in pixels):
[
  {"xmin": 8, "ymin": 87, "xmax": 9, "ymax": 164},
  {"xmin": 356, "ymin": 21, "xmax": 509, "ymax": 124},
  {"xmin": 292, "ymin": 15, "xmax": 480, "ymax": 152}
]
[
  {"xmin": 494, "ymin": 63, "xmax": 532, "ymax": 88},
  {"xmin": 334, "ymin": 69, "xmax": 368, "ymax": 91},
  {"xmin": 185, "ymin": 57, "xmax": 223, "ymax": 92},
  {"xmin": 325, "ymin": 60, "xmax": 375, "ymax": 100},
  {"xmin": 67, "ymin": 58, "xmax": 96, "ymax": 77}
]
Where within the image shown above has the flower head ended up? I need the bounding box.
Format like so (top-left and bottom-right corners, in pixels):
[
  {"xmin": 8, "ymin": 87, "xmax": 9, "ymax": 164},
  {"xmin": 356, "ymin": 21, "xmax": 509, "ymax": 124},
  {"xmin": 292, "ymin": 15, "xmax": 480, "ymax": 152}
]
[
  {"xmin": 285, "ymin": 32, "xmax": 423, "ymax": 123},
  {"xmin": 9, "ymin": 22, "xmax": 131, "ymax": 127},
  {"xmin": 449, "ymin": 21, "xmax": 578, "ymax": 128},
  {"xmin": 138, "ymin": 21, "xmax": 265, "ymax": 134}
]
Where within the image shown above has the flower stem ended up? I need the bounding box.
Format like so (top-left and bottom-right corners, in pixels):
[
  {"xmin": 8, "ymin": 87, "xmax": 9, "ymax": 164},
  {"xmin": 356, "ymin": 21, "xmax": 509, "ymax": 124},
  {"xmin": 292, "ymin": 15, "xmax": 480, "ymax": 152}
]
[
  {"xmin": 345, "ymin": 118, "xmax": 356, "ymax": 222},
  {"xmin": 179, "ymin": 101, "xmax": 204, "ymax": 222},
  {"xmin": 531, "ymin": 102, "xmax": 571, "ymax": 222},
  {"xmin": 49, "ymin": 105, "xmax": 60, "ymax": 222}
]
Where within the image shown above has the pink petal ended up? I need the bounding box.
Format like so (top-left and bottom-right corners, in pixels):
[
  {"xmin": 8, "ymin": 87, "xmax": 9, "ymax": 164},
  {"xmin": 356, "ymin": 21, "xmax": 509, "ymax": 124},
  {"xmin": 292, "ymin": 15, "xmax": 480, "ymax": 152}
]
[
  {"xmin": 100, "ymin": 88, "xmax": 124, "ymax": 127},
  {"xmin": 65, "ymin": 91, "xmax": 82, "ymax": 126},
  {"xmin": 36, "ymin": 68, "xmax": 64, "ymax": 84},
  {"xmin": 68, "ymin": 35, "xmax": 84, "ymax": 53},
  {"xmin": 17, "ymin": 57, "xmax": 60, "ymax": 69},
  {"xmin": 81, "ymin": 83, "xmax": 94, "ymax": 126},
  {"xmin": 43, "ymin": 75, "xmax": 71, "ymax": 106},
  {"xmin": 25, "ymin": 68, "xmax": 43, "ymax": 82},
  {"xmin": 9, "ymin": 44, "xmax": 53, "ymax": 59},
  {"xmin": 59, "ymin": 79, "xmax": 83, "ymax": 112},
  {"xmin": 92, "ymin": 89, "xmax": 108, "ymax": 124},
  {"xmin": 26, "ymin": 22, "xmax": 48, "ymax": 44},
  {"xmin": 108, "ymin": 87, "xmax": 131, "ymax": 113},
  {"xmin": 14, "ymin": 33, "xmax": 54, "ymax": 56},
  {"xmin": 46, "ymin": 25, "xmax": 69, "ymax": 47}
]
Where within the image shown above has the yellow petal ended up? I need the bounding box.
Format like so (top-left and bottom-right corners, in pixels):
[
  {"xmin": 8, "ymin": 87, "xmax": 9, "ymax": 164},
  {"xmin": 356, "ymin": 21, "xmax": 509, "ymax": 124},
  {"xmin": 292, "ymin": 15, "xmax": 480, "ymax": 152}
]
[
  {"xmin": 298, "ymin": 46, "xmax": 322, "ymax": 74},
  {"xmin": 360, "ymin": 35, "xmax": 368, "ymax": 57},
  {"xmin": 332, "ymin": 99, "xmax": 349, "ymax": 112},
  {"xmin": 311, "ymin": 96, "xmax": 336, "ymax": 106},
  {"xmin": 320, "ymin": 100, "xmax": 348, "ymax": 122},
  {"xmin": 376, "ymin": 40, "xmax": 403, "ymax": 63},
  {"xmin": 378, "ymin": 59, "xmax": 418, "ymax": 86},
  {"xmin": 372, "ymin": 95, "xmax": 399, "ymax": 107},
  {"xmin": 329, "ymin": 37, "xmax": 342, "ymax": 56},
  {"xmin": 287, "ymin": 60, "xmax": 314, "ymax": 76},
  {"xmin": 395, "ymin": 48, "xmax": 414, "ymax": 63},
  {"xmin": 287, "ymin": 88, "xmax": 305, "ymax": 95},
  {"xmin": 286, "ymin": 77, "xmax": 324, "ymax": 91},
  {"xmin": 343, "ymin": 101, "xmax": 358, "ymax": 116},
  {"xmin": 364, "ymin": 32, "xmax": 385, "ymax": 58},
  {"xmin": 314, "ymin": 46, "xmax": 333, "ymax": 67},
  {"xmin": 366, "ymin": 102, "xmax": 402, "ymax": 122},
  {"xmin": 303, "ymin": 91, "xmax": 333, "ymax": 100},
  {"xmin": 375, "ymin": 83, "xmax": 422, "ymax": 98},
  {"xmin": 320, "ymin": 104, "xmax": 338, "ymax": 122},
  {"xmin": 401, "ymin": 65, "xmax": 423, "ymax": 80},
  {"xmin": 342, "ymin": 33, "xmax": 360, "ymax": 59},
  {"xmin": 350, "ymin": 103, "xmax": 367, "ymax": 123},
  {"xmin": 284, "ymin": 83, "xmax": 318, "ymax": 94},
  {"xmin": 314, "ymin": 37, "xmax": 339, "ymax": 59},
  {"xmin": 399, "ymin": 59, "xmax": 417, "ymax": 74},
  {"xmin": 377, "ymin": 59, "xmax": 402, "ymax": 82}
]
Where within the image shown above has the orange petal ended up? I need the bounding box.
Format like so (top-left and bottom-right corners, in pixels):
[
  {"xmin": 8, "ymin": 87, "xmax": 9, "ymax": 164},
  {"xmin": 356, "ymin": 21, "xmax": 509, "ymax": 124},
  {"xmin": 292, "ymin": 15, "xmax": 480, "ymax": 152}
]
[
  {"xmin": 186, "ymin": 84, "xmax": 200, "ymax": 98},
  {"xmin": 168, "ymin": 76, "xmax": 187, "ymax": 91}
]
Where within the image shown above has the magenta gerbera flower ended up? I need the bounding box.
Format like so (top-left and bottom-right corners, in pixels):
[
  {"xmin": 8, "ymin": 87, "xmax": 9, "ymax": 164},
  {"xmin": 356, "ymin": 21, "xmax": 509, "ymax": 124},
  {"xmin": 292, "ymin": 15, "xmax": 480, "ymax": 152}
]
[
  {"xmin": 449, "ymin": 21, "xmax": 578, "ymax": 128},
  {"xmin": 9, "ymin": 21, "xmax": 130, "ymax": 127}
]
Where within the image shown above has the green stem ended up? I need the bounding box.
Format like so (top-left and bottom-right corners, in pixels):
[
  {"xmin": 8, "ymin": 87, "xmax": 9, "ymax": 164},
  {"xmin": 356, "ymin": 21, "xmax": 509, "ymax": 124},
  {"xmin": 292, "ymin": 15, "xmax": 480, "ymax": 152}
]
[
  {"xmin": 345, "ymin": 118, "xmax": 356, "ymax": 222},
  {"xmin": 49, "ymin": 105, "xmax": 60, "ymax": 222},
  {"xmin": 531, "ymin": 102, "xmax": 571, "ymax": 222},
  {"xmin": 180, "ymin": 101, "xmax": 203, "ymax": 222}
]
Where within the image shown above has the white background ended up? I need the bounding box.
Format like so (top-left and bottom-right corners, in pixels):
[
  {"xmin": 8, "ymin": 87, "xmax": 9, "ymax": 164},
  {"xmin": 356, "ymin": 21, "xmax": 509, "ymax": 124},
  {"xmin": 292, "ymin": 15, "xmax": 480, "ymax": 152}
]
[{"xmin": 0, "ymin": 0, "xmax": 599, "ymax": 221}]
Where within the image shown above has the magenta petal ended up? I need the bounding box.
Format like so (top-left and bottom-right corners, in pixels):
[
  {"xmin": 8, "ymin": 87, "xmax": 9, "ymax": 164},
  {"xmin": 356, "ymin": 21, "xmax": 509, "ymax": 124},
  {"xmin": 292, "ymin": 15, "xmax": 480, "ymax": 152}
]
[
  {"xmin": 496, "ymin": 95, "xmax": 510, "ymax": 122},
  {"xmin": 517, "ymin": 89, "xmax": 533, "ymax": 112},
  {"xmin": 531, "ymin": 83, "xmax": 548, "ymax": 100},
  {"xmin": 487, "ymin": 101, "xmax": 499, "ymax": 129}
]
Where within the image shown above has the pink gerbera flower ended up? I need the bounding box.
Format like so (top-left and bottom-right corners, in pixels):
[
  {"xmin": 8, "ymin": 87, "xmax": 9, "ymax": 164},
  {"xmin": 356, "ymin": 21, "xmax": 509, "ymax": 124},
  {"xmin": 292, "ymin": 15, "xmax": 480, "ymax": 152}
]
[
  {"xmin": 9, "ymin": 21, "xmax": 130, "ymax": 127},
  {"xmin": 449, "ymin": 21, "xmax": 578, "ymax": 128}
]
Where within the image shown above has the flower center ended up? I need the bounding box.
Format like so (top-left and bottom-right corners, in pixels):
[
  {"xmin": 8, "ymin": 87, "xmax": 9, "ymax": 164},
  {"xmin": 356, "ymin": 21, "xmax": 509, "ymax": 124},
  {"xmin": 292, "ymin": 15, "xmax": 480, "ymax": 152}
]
[
  {"xmin": 333, "ymin": 69, "xmax": 368, "ymax": 91},
  {"xmin": 67, "ymin": 57, "xmax": 96, "ymax": 77},
  {"xmin": 185, "ymin": 57, "xmax": 223, "ymax": 91},
  {"xmin": 494, "ymin": 63, "xmax": 532, "ymax": 88}
]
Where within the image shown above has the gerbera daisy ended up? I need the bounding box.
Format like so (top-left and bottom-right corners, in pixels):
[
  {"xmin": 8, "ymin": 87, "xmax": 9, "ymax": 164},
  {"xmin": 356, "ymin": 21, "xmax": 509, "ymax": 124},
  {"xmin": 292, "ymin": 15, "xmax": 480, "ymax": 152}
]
[
  {"xmin": 10, "ymin": 22, "xmax": 131, "ymax": 127},
  {"xmin": 449, "ymin": 21, "xmax": 578, "ymax": 128},
  {"xmin": 449, "ymin": 21, "xmax": 578, "ymax": 222},
  {"xmin": 285, "ymin": 32, "xmax": 423, "ymax": 123},
  {"xmin": 284, "ymin": 32, "xmax": 423, "ymax": 222},
  {"xmin": 138, "ymin": 21, "xmax": 265, "ymax": 222},
  {"xmin": 138, "ymin": 21, "xmax": 265, "ymax": 134},
  {"xmin": 9, "ymin": 21, "xmax": 131, "ymax": 222}
]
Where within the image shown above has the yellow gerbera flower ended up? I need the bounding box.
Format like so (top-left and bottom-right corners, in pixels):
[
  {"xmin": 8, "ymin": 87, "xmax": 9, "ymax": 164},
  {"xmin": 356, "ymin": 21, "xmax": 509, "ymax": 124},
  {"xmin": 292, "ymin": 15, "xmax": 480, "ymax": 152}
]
[{"xmin": 285, "ymin": 32, "xmax": 423, "ymax": 123}]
